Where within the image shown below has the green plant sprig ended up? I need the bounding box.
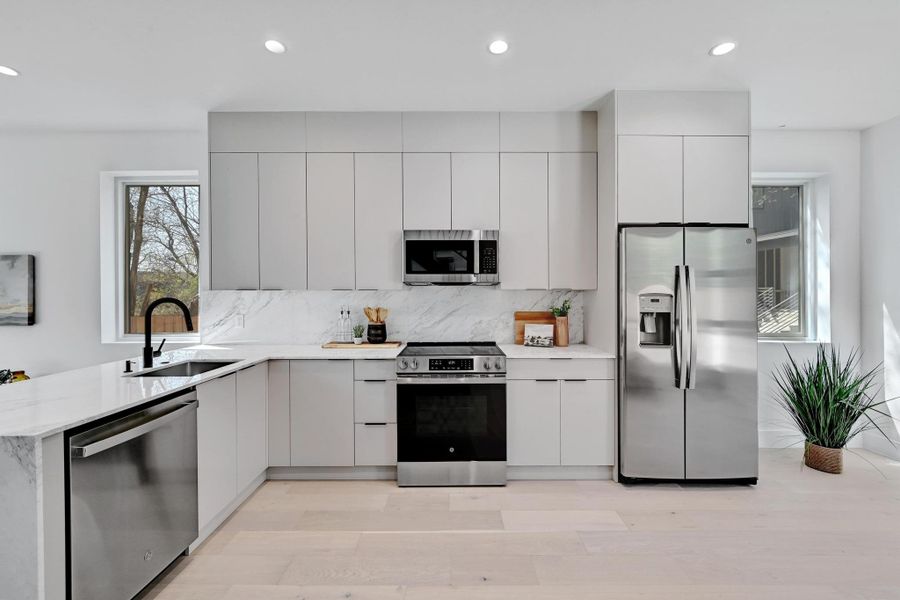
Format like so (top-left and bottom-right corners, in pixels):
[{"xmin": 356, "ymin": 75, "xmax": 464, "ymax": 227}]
[
  {"xmin": 352, "ymin": 324, "xmax": 366, "ymax": 338},
  {"xmin": 550, "ymin": 299, "xmax": 571, "ymax": 318}
]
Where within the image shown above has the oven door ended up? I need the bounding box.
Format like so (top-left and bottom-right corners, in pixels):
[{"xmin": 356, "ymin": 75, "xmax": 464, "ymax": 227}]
[
  {"xmin": 403, "ymin": 238, "xmax": 477, "ymax": 285},
  {"xmin": 397, "ymin": 376, "xmax": 506, "ymax": 462}
]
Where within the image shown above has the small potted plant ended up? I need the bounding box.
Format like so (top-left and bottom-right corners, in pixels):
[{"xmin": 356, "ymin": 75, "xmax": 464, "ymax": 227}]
[
  {"xmin": 773, "ymin": 345, "xmax": 895, "ymax": 474},
  {"xmin": 352, "ymin": 324, "xmax": 366, "ymax": 345},
  {"xmin": 549, "ymin": 299, "xmax": 571, "ymax": 347}
]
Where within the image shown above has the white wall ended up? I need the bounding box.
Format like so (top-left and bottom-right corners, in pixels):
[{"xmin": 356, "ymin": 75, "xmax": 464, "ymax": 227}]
[
  {"xmin": 0, "ymin": 131, "xmax": 204, "ymax": 376},
  {"xmin": 860, "ymin": 115, "xmax": 900, "ymax": 458},
  {"xmin": 751, "ymin": 130, "xmax": 861, "ymax": 447}
]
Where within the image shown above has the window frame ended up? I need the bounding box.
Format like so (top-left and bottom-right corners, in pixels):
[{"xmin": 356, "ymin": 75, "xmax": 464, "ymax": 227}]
[
  {"xmin": 100, "ymin": 171, "xmax": 201, "ymax": 344},
  {"xmin": 752, "ymin": 178, "xmax": 816, "ymax": 342}
]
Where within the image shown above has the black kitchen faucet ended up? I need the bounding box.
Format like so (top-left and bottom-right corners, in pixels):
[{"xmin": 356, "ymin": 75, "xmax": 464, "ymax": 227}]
[{"xmin": 143, "ymin": 297, "xmax": 194, "ymax": 368}]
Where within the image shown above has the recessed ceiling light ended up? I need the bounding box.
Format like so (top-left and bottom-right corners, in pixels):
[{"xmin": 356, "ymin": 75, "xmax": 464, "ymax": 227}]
[
  {"xmin": 709, "ymin": 41, "xmax": 737, "ymax": 56},
  {"xmin": 0, "ymin": 65, "xmax": 20, "ymax": 77},
  {"xmin": 264, "ymin": 40, "xmax": 286, "ymax": 54},
  {"xmin": 488, "ymin": 40, "xmax": 509, "ymax": 55}
]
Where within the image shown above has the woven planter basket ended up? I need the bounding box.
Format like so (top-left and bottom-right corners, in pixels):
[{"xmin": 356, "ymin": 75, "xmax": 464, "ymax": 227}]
[{"xmin": 804, "ymin": 442, "xmax": 843, "ymax": 474}]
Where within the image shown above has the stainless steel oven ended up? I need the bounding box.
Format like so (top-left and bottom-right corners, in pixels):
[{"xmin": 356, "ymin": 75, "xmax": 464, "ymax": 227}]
[
  {"xmin": 396, "ymin": 342, "xmax": 507, "ymax": 486},
  {"xmin": 403, "ymin": 229, "xmax": 499, "ymax": 285}
]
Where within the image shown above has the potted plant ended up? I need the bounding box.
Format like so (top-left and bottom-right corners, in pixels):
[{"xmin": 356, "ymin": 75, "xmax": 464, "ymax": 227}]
[
  {"xmin": 773, "ymin": 345, "xmax": 894, "ymax": 474},
  {"xmin": 352, "ymin": 324, "xmax": 366, "ymax": 345},
  {"xmin": 549, "ymin": 299, "xmax": 571, "ymax": 347}
]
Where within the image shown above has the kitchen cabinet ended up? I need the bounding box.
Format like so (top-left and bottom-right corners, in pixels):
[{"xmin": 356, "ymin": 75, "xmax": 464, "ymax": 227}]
[
  {"xmin": 355, "ymin": 153, "xmax": 403, "ymax": 289},
  {"xmin": 500, "ymin": 112, "xmax": 598, "ymax": 152},
  {"xmin": 289, "ymin": 360, "xmax": 355, "ymax": 466},
  {"xmin": 210, "ymin": 153, "xmax": 259, "ymax": 290},
  {"xmin": 196, "ymin": 373, "xmax": 237, "ymax": 529},
  {"xmin": 402, "ymin": 112, "xmax": 499, "ymax": 152},
  {"xmin": 507, "ymin": 379, "xmax": 561, "ymax": 466},
  {"xmin": 617, "ymin": 135, "xmax": 683, "ymax": 224},
  {"xmin": 615, "ymin": 91, "xmax": 749, "ymax": 136},
  {"xmin": 451, "ymin": 153, "xmax": 500, "ymax": 230},
  {"xmin": 683, "ymin": 136, "xmax": 749, "ymax": 224},
  {"xmin": 258, "ymin": 153, "xmax": 307, "ymax": 290},
  {"xmin": 560, "ymin": 380, "xmax": 614, "ymax": 466},
  {"xmin": 236, "ymin": 363, "xmax": 268, "ymax": 491},
  {"xmin": 307, "ymin": 153, "xmax": 356, "ymax": 290},
  {"xmin": 208, "ymin": 111, "xmax": 307, "ymax": 152},
  {"xmin": 354, "ymin": 424, "xmax": 398, "ymax": 466},
  {"xmin": 549, "ymin": 153, "xmax": 598, "ymax": 289},
  {"xmin": 403, "ymin": 153, "xmax": 451, "ymax": 230},
  {"xmin": 500, "ymin": 153, "xmax": 549, "ymax": 290},
  {"xmin": 306, "ymin": 112, "xmax": 401, "ymax": 152},
  {"xmin": 267, "ymin": 360, "xmax": 291, "ymax": 467},
  {"xmin": 354, "ymin": 380, "xmax": 397, "ymax": 423}
]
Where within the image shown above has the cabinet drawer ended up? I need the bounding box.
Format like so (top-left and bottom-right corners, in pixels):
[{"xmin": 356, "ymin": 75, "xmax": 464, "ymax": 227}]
[
  {"xmin": 354, "ymin": 423, "xmax": 397, "ymax": 466},
  {"xmin": 354, "ymin": 380, "xmax": 397, "ymax": 423},
  {"xmin": 506, "ymin": 358, "xmax": 614, "ymax": 380},
  {"xmin": 354, "ymin": 360, "xmax": 397, "ymax": 381}
]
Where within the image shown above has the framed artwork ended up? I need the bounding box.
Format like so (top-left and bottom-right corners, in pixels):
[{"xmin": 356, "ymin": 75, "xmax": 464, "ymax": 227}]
[
  {"xmin": 0, "ymin": 255, "xmax": 35, "ymax": 326},
  {"xmin": 523, "ymin": 323, "xmax": 554, "ymax": 347}
]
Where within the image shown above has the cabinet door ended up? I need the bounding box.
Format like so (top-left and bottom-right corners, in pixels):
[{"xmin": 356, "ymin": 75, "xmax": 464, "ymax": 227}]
[
  {"xmin": 451, "ymin": 153, "xmax": 500, "ymax": 230},
  {"xmin": 267, "ymin": 360, "xmax": 291, "ymax": 467},
  {"xmin": 197, "ymin": 374, "xmax": 237, "ymax": 529},
  {"xmin": 617, "ymin": 136, "xmax": 683, "ymax": 224},
  {"xmin": 549, "ymin": 153, "xmax": 598, "ymax": 289},
  {"xmin": 355, "ymin": 153, "xmax": 403, "ymax": 289},
  {"xmin": 210, "ymin": 153, "xmax": 259, "ymax": 289},
  {"xmin": 499, "ymin": 153, "xmax": 549, "ymax": 290},
  {"xmin": 259, "ymin": 153, "xmax": 307, "ymax": 290},
  {"xmin": 403, "ymin": 153, "xmax": 451, "ymax": 229},
  {"xmin": 560, "ymin": 380, "xmax": 614, "ymax": 466},
  {"xmin": 354, "ymin": 423, "xmax": 398, "ymax": 466},
  {"xmin": 307, "ymin": 153, "xmax": 356, "ymax": 289},
  {"xmin": 507, "ymin": 380, "xmax": 560, "ymax": 466},
  {"xmin": 683, "ymin": 136, "xmax": 749, "ymax": 224},
  {"xmin": 289, "ymin": 360, "xmax": 354, "ymax": 466},
  {"xmin": 236, "ymin": 363, "xmax": 268, "ymax": 490}
]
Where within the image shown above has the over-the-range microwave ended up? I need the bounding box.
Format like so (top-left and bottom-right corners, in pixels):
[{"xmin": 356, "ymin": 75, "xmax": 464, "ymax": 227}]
[{"xmin": 402, "ymin": 230, "xmax": 499, "ymax": 286}]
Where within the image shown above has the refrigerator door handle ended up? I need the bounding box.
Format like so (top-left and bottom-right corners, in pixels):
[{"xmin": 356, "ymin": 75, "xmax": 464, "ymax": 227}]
[
  {"xmin": 673, "ymin": 265, "xmax": 686, "ymax": 389},
  {"xmin": 685, "ymin": 264, "xmax": 698, "ymax": 389}
]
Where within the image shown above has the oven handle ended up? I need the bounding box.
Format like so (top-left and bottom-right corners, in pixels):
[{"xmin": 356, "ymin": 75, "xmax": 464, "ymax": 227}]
[{"xmin": 397, "ymin": 376, "xmax": 506, "ymax": 385}]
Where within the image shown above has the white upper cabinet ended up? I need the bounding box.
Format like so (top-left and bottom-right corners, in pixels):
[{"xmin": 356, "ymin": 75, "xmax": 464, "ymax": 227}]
[
  {"xmin": 617, "ymin": 136, "xmax": 683, "ymax": 224},
  {"xmin": 451, "ymin": 153, "xmax": 500, "ymax": 230},
  {"xmin": 403, "ymin": 153, "xmax": 451, "ymax": 230},
  {"xmin": 306, "ymin": 112, "xmax": 402, "ymax": 152},
  {"xmin": 500, "ymin": 112, "xmax": 598, "ymax": 152},
  {"xmin": 500, "ymin": 153, "xmax": 549, "ymax": 290},
  {"xmin": 210, "ymin": 153, "xmax": 259, "ymax": 290},
  {"xmin": 683, "ymin": 136, "xmax": 749, "ymax": 224},
  {"xmin": 616, "ymin": 91, "xmax": 750, "ymax": 136},
  {"xmin": 209, "ymin": 112, "xmax": 306, "ymax": 152},
  {"xmin": 258, "ymin": 153, "xmax": 307, "ymax": 290},
  {"xmin": 549, "ymin": 153, "xmax": 598, "ymax": 290},
  {"xmin": 307, "ymin": 153, "xmax": 356, "ymax": 289},
  {"xmin": 402, "ymin": 112, "xmax": 499, "ymax": 151},
  {"xmin": 355, "ymin": 153, "xmax": 403, "ymax": 289}
]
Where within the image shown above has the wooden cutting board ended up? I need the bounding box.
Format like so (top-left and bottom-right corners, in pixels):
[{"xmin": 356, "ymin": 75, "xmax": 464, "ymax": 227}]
[
  {"xmin": 514, "ymin": 311, "xmax": 555, "ymax": 345},
  {"xmin": 322, "ymin": 341, "xmax": 403, "ymax": 349}
]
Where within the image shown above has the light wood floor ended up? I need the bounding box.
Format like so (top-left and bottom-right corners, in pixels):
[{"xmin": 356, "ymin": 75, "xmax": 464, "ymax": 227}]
[{"xmin": 143, "ymin": 449, "xmax": 900, "ymax": 599}]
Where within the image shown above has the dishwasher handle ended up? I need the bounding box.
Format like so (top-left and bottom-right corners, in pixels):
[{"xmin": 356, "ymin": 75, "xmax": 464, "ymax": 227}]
[{"xmin": 71, "ymin": 397, "xmax": 198, "ymax": 459}]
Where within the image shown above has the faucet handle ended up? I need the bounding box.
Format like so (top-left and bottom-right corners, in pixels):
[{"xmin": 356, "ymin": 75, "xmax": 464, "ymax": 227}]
[{"xmin": 153, "ymin": 338, "xmax": 167, "ymax": 357}]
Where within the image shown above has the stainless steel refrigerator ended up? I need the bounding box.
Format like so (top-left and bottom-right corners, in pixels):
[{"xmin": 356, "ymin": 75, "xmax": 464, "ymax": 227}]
[{"xmin": 619, "ymin": 226, "xmax": 758, "ymax": 483}]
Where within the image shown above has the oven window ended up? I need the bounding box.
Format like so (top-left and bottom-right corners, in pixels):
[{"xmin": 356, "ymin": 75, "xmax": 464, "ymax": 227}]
[{"xmin": 405, "ymin": 241, "xmax": 474, "ymax": 274}]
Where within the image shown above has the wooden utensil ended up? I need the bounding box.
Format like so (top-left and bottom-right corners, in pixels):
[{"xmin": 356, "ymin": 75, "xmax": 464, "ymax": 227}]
[
  {"xmin": 377, "ymin": 307, "xmax": 388, "ymax": 322},
  {"xmin": 514, "ymin": 311, "xmax": 556, "ymax": 345}
]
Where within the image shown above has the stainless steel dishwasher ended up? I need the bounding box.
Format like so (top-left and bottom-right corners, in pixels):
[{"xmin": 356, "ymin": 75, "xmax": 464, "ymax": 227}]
[{"xmin": 68, "ymin": 391, "xmax": 198, "ymax": 600}]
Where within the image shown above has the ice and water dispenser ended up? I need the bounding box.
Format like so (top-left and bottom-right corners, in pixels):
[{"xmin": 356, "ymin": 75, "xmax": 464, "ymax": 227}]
[{"xmin": 638, "ymin": 293, "xmax": 673, "ymax": 346}]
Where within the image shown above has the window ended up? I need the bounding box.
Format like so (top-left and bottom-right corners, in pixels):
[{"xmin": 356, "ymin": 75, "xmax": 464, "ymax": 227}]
[{"xmin": 753, "ymin": 184, "xmax": 805, "ymax": 338}]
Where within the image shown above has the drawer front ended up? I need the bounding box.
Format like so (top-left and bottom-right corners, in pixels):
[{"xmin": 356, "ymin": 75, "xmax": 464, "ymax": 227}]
[
  {"xmin": 506, "ymin": 358, "xmax": 614, "ymax": 380},
  {"xmin": 354, "ymin": 359, "xmax": 397, "ymax": 381},
  {"xmin": 354, "ymin": 380, "xmax": 397, "ymax": 423},
  {"xmin": 354, "ymin": 423, "xmax": 398, "ymax": 466}
]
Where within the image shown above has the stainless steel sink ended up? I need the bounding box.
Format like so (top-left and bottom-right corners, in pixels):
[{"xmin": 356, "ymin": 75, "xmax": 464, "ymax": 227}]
[{"xmin": 132, "ymin": 360, "xmax": 239, "ymax": 377}]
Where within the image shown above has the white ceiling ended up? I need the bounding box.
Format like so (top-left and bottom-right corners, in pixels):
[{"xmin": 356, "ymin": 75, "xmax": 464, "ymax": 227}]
[{"xmin": 2, "ymin": 0, "xmax": 899, "ymax": 131}]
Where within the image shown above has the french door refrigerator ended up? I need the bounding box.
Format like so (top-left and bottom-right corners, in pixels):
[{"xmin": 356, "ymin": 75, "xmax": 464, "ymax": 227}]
[{"xmin": 619, "ymin": 226, "xmax": 758, "ymax": 483}]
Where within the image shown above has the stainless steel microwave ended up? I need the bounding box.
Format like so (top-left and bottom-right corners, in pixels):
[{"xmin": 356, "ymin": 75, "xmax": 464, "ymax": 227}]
[{"xmin": 403, "ymin": 230, "xmax": 499, "ymax": 285}]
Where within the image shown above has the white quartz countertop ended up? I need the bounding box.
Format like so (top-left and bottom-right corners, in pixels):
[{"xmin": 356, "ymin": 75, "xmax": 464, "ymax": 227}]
[
  {"xmin": 499, "ymin": 343, "xmax": 615, "ymax": 359},
  {"xmin": 0, "ymin": 343, "xmax": 404, "ymax": 439}
]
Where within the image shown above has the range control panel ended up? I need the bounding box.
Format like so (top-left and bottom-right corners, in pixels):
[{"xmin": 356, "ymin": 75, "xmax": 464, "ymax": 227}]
[{"xmin": 429, "ymin": 358, "xmax": 474, "ymax": 371}]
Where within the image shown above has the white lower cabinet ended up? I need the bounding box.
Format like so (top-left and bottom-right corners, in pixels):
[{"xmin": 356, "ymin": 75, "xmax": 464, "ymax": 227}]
[
  {"xmin": 355, "ymin": 423, "xmax": 398, "ymax": 466},
  {"xmin": 560, "ymin": 380, "xmax": 615, "ymax": 466},
  {"xmin": 197, "ymin": 374, "xmax": 237, "ymax": 530},
  {"xmin": 507, "ymin": 379, "xmax": 561, "ymax": 466},
  {"xmin": 236, "ymin": 363, "xmax": 268, "ymax": 490},
  {"xmin": 290, "ymin": 360, "xmax": 355, "ymax": 466}
]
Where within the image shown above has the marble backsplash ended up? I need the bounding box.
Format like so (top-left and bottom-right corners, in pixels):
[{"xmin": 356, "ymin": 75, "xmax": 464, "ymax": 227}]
[{"xmin": 201, "ymin": 288, "xmax": 582, "ymax": 345}]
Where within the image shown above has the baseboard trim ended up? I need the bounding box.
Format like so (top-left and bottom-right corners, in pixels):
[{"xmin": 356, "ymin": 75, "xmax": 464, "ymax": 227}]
[
  {"xmin": 507, "ymin": 465, "xmax": 612, "ymax": 480},
  {"xmin": 267, "ymin": 466, "xmax": 398, "ymax": 480}
]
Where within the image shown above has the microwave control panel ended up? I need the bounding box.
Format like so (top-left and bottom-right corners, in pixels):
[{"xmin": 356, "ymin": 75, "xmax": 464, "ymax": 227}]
[{"xmin": 479, "ymin": 241, "xmax": 498, "ymax": 274}]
